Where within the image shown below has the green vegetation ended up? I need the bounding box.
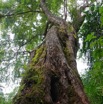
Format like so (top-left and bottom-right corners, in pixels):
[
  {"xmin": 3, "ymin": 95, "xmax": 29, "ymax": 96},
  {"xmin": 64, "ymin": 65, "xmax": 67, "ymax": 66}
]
[{"xmin": 79, "ymin": 3, "xmax": 103, "ymax": 104}]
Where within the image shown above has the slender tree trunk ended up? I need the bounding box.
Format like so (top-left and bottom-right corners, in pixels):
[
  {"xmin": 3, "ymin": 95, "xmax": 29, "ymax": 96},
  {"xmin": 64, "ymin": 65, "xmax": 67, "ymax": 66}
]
[{"xmin": 13, "ymin": 1, "xmax": 90, "ymax": 104}]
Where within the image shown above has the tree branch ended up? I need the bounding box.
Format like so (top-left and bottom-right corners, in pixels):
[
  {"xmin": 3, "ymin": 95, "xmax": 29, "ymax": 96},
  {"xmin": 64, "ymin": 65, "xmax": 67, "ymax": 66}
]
[
  {"xmin": 0, "ymin": 10, "xmax": 43, "ymax": 19},
  {"xmin": 40, "ymin": 0, "xmax": 66, "ymax": 26}
]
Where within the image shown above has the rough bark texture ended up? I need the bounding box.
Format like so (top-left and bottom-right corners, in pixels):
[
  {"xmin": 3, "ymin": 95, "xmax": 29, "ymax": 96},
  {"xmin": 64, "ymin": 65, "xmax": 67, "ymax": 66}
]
[
  {"xmin": 13, "ymin": 0, "xmax": 90, "ymax": 104},
  {"xmin": 13, "ymin": 25, "xmax": 89, "ymax": 104}
]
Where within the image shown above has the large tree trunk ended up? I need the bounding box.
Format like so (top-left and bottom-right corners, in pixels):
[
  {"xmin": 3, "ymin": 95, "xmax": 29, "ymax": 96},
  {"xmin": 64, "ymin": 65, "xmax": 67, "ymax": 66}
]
[
  {"xmin": 13, "ymin": 0, "xmax": 90, "ymax": 104},
  {"xmin": 13, "ymin": 25, "xmax": 89, "ymax": 104}
]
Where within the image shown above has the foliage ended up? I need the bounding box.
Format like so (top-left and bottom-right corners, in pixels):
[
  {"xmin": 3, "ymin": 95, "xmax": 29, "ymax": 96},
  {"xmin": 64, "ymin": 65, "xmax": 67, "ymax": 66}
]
[
  {"xmin": 82, "ymin": 68, "xmax": 103, "ymax": 104},
  {"xmin": 79, "ymin": 3, "xmax": 103, "ymax": 62},
  {"xmin": 79, "ymin": 3, "xmax": 103, "ymax": 104}
]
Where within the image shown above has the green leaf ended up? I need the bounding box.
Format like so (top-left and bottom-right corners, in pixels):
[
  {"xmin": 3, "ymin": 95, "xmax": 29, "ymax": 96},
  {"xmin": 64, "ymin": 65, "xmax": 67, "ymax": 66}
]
[
  {"xmin": 99, "ymin": 7, "xmax": 103, "ymax": 26},
  {"xmin": 85, "ymin": 32, "xmax": 96, "ymax": 42}
]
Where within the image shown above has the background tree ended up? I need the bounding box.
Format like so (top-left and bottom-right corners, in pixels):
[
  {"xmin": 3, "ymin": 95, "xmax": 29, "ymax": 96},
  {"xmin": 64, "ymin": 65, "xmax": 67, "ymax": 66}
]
[{"xmin": 0, "ymin": 0, "xmax": 102, "ymax": 104}]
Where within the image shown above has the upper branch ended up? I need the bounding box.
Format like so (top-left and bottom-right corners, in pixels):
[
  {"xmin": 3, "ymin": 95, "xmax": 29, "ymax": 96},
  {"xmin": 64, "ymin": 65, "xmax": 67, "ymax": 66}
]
[{"xmin": 40, "ymin": 0, "xmax": 66, "ymax": 26}]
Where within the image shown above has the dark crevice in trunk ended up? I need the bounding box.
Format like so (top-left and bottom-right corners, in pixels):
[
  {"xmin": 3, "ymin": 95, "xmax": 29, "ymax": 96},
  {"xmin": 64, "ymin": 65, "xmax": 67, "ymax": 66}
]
[{"xmin": 50, "ymin": 75, "xmax": 59, "ymax": 103}]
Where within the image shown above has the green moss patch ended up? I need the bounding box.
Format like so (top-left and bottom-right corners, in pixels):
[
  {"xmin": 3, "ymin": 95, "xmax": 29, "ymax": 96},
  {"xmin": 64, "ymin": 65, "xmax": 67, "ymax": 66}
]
[{"xmin": 32, "ymin": 45, "xmax": 44, "ymax": 64}]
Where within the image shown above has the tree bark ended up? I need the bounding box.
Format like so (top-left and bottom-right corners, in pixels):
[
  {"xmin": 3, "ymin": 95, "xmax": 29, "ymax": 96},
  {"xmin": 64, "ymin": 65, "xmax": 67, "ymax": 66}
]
[{"xmin": 13, "ymin": 0, "xmax": 90, "ymax": 104}]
